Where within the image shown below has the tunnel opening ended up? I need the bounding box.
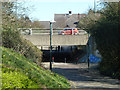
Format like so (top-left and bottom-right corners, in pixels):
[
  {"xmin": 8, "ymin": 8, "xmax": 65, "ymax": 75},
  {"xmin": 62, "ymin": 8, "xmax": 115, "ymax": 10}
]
[{"xmin": 42, "ymin": 45, "xmax": 87, "ymax": 63}]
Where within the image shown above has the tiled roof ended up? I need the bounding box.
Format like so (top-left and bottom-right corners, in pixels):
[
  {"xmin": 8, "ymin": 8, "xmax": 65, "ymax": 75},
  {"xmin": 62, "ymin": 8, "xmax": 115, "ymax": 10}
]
[
  {"xmin": 39, "ymin": 13, "xmax": 86, "ymax": 29},
  {"xmin": 39, "ymin": 21, "xmax": 50, "ymax": 29},
  {"xmin": 54, "ymin": 13, "xmax": 86, "ymax": 28}
]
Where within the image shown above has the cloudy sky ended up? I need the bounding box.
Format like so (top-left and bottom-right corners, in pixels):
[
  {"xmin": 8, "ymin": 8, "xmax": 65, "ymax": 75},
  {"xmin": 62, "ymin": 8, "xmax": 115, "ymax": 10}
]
[{"xmin": 19, "ymin": 0, "xmax": 101, "ymax": 21}]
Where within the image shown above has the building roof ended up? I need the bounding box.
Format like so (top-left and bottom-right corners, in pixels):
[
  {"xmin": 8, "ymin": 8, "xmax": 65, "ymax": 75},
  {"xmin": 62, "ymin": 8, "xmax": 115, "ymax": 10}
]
[
  {"xmin": 39, "ymin": 21, "xmax": 50, "ymax": 29},
  {"xmin": 54, "ymin": 13, "xmax": 86, "ymax": 28},
  {"xmin": 39, "ymin": 12, "xmax": 86, "ymax": 29}
]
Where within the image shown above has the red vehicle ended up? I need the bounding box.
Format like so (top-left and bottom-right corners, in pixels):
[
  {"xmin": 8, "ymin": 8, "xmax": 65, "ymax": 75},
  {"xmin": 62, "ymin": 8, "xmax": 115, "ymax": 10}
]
[{"xmin": 58, "ymin": 28, "xmax": 79, "ymax": 35}]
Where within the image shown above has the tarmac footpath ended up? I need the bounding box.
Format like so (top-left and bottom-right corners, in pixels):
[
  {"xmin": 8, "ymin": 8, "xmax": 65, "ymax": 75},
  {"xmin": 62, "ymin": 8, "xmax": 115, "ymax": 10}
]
[{"xmin": 41, "ymin": 62, "xmax": 120, "ymax": 89}]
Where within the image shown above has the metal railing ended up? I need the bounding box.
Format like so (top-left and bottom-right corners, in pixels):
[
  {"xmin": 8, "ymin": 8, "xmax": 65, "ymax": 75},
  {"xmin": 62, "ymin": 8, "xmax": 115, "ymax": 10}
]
[{"xmin": 18, "ymin": 28, "xmax": 87, "ymax": 35}]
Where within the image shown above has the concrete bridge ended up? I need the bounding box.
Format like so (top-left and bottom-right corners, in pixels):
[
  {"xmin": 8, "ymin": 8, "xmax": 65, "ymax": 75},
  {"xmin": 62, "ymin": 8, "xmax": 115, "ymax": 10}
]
[
  {"xmin": 22, "ymin": 34, "xmax": 88, "ymax": 47},
  {"xmin": 20, "ymin": 28, "xmax": 88, "ymax": 50}
]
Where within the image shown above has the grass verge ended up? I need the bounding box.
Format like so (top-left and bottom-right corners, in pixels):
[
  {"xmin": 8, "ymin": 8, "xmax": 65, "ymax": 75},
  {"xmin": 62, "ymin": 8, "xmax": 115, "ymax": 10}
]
[{"xmin": 0, "ymin": 47, "xmax": 71, "ymax": 88}]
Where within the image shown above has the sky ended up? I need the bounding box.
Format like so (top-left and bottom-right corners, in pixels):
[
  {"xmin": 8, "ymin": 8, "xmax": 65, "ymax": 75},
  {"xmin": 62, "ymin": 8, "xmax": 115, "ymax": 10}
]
[{"xmin": 19, "ymin": 0, "xmax": 100, "ymax": 21}]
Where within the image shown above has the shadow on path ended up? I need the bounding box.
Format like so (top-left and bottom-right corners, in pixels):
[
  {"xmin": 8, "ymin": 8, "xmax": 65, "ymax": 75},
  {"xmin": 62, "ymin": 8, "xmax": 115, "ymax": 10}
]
[
  {"xmin": 52, "ymin": 63, "xmax": 120, "ymax": 89},
  {"xmin": 53, "ymin": 68, "xmax": 93, "ymax": 81}
]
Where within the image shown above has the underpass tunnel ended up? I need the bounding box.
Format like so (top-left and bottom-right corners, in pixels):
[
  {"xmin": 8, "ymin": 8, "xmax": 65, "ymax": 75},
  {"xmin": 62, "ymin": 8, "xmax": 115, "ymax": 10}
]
[{"xmin": 41, "ymin": 45, "xmax": 87, "ymax": 63}]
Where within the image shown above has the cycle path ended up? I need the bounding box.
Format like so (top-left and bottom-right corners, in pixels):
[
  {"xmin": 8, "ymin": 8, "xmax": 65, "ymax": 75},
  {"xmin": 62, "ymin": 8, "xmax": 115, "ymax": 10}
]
[{"xmin": 42, "ymin": 62, "xmax": 120, "ymax": 89}]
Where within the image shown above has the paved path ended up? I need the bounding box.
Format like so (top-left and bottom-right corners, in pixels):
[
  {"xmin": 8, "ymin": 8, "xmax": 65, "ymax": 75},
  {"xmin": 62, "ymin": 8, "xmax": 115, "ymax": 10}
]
[{"xmin": 41, "ymin": 62, "xmax": 120, "ymax": 89}]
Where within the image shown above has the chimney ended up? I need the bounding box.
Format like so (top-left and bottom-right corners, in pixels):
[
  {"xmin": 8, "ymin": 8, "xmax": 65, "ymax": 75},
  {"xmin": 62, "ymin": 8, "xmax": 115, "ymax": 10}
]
[{"xmin": 69, "ymin": 11, "xmax": 72, "ymax": 15}]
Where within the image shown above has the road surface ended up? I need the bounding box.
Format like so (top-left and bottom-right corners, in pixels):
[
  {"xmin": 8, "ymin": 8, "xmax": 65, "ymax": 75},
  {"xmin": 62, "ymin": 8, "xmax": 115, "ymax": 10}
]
[{"xmin": 41, "ymin": 62, "xmax": 120, "ymax": 89}]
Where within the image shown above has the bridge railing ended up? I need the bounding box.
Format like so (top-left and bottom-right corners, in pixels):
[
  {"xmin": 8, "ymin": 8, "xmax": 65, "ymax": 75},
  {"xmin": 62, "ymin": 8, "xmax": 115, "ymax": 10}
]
[{"xmin": 18, "ymin": 28, "xmax": 87, "ymax": 35}]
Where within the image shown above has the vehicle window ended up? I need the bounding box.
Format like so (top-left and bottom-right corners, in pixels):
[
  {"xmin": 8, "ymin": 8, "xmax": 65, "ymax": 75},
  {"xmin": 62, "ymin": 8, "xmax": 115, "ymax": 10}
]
[
  {"xmin": 63, "ymin": 29, "xmax": 68, "ymax": 31},
  {"xmin": 64, "ymin": 29, "xmax": 72, "ymax": 31}
]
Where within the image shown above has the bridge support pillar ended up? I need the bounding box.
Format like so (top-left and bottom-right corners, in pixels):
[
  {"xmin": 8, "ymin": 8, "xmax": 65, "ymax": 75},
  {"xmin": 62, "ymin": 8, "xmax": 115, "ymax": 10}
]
[
  {"xmin": 61, "ymin": 46, "xmax": 63, "ymax": 51},
  {"xmin": 58, "ymin": 46, "xmax": 60, "ymax": 51},
  {"xmin": 55, "ymin": 46, "xmax": 58, "ymax": 51},
  {"xmin": 71, "ymin": 46, "xmax": 73, "ymax": 51}
]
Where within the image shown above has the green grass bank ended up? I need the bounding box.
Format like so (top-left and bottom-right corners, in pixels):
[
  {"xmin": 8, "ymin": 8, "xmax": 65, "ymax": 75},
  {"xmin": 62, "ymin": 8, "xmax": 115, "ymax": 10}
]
[{"xmin": 0, "ymin": 47, "xmax": 70, "ymax": 88}]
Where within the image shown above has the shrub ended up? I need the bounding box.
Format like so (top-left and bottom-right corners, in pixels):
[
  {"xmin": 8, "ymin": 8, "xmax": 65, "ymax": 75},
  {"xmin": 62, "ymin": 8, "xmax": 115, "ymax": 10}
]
[
  {"xmin": 2, "ymin": 65, "xmax": 39, "ymax": 88},
  {"xmin": 2, "ymin": 2, "xmax": 42, "ymax": 66},
  {"xmin": 89, "ymin": 2, "xmax": 120, "ymax": 79},
  {"xmin": 2, "ymin": 30, "xmax": 42, "ymax": 65},
  {"xmin": 78, "ymin": 2, "xmax": 120, "ymax": 79},
  {"xmin": 2, "ymin": 71, "xmax": 39, "ymax": 88}
]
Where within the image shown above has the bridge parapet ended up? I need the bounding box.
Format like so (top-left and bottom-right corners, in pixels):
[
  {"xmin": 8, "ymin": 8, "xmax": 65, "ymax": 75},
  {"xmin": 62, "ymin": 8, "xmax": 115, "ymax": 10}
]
[
  {"xmin": 23, "ymin": 34, "xmax": 88, "ymax": 46},
  {"xmin": 19, "ymin": 28, "xmax": 87, "ymax": 35}
]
